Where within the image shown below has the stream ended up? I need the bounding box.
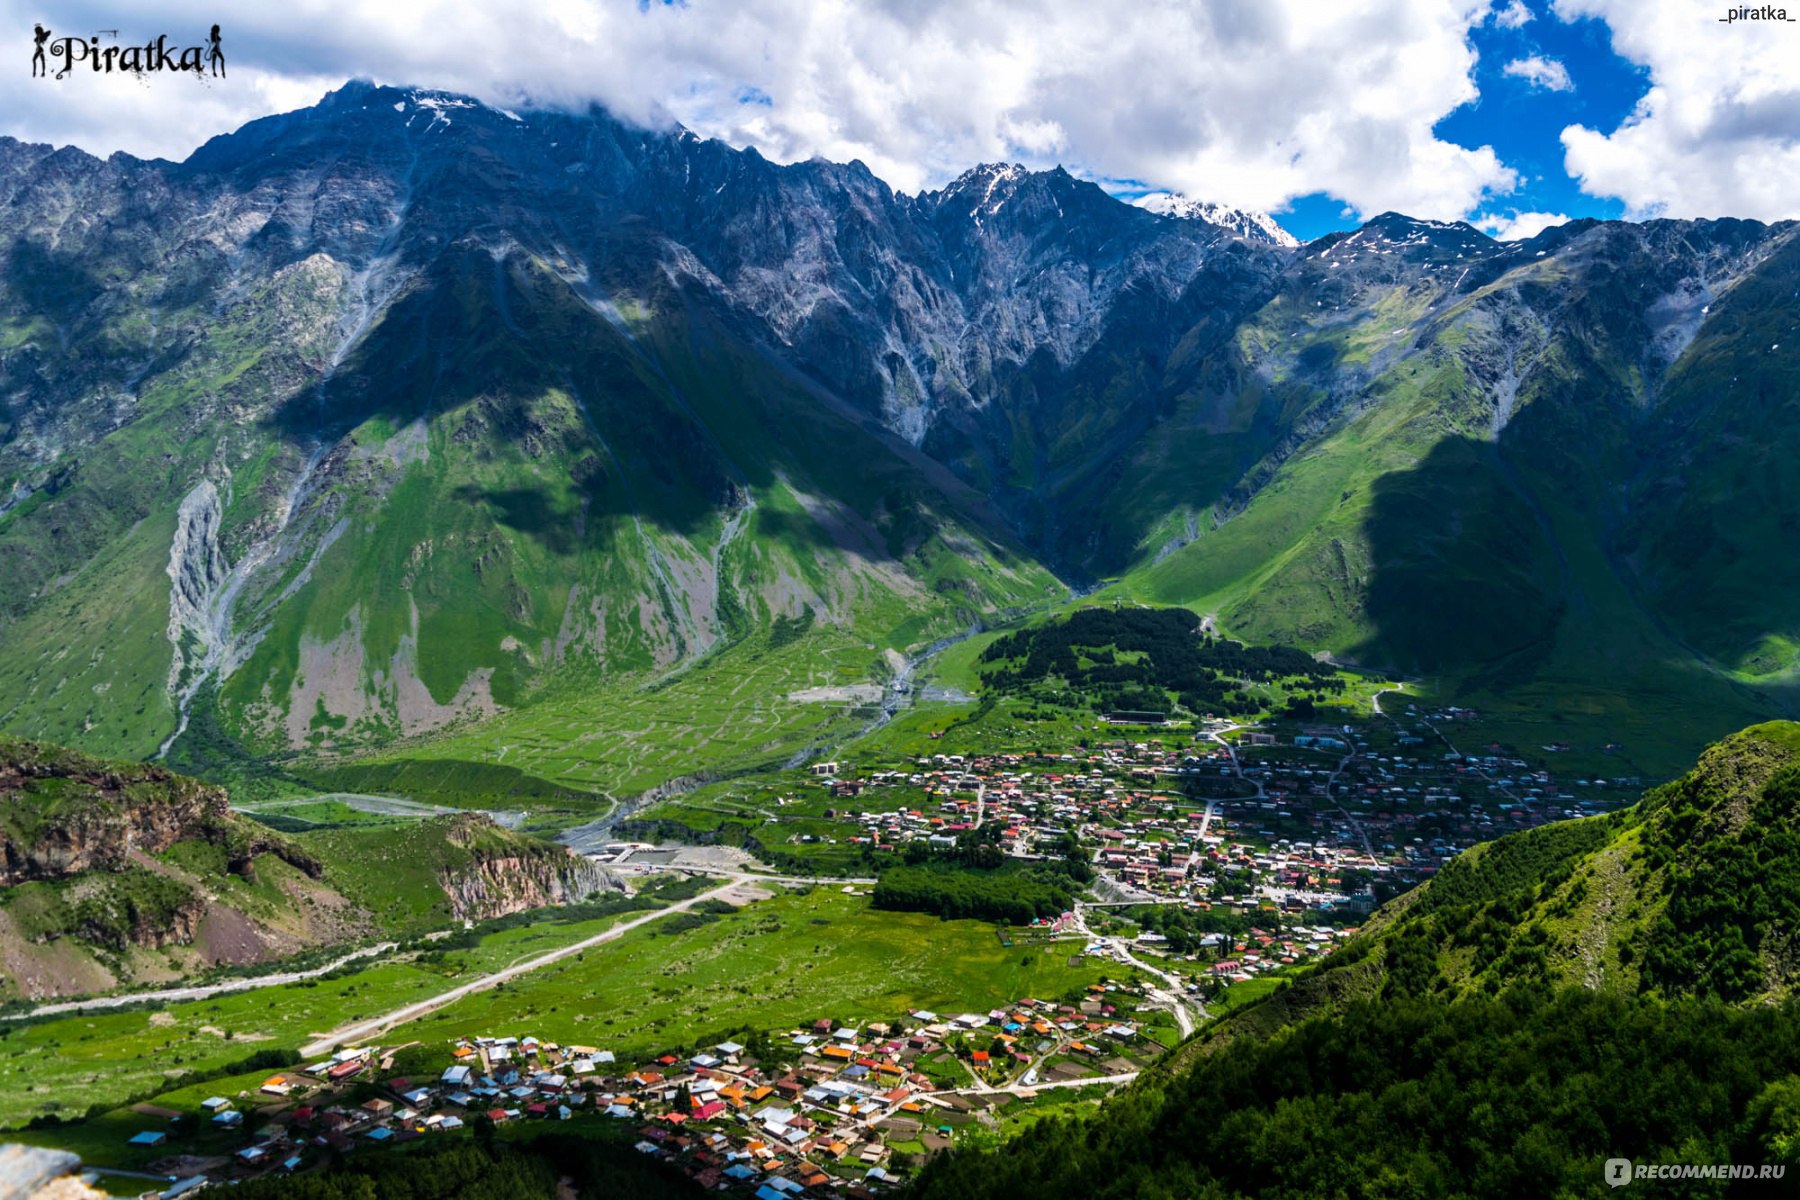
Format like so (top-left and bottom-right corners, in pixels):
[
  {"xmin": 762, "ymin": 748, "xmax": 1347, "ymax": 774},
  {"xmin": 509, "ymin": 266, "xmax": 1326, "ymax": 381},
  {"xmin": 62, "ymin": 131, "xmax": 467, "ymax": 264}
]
[
  {"xmin": 557, "ymin": 621, "xmax": 990, "ymax": 854},
  {"xmin": 1, "ymin": 940, "xmax": 400, "ymax": 1021}
]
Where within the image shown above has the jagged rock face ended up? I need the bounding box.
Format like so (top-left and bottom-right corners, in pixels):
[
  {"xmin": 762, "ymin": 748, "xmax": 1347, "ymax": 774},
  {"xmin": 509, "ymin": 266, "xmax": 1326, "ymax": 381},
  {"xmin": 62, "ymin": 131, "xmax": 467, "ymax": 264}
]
[
  {"xmin": 0, "ymin": 83, "xmax": 1280, "ymax": 523},
  {"xmin": 4, "ymin": 81, "xmax": 1800, "ymax": 770},
  {"xmin": 0, "ymin": 82, "xmax": 1099, "ymax": 759},
  {"xmin": 95, "ymin": 891, "xmax": 205, "ymax": 952},
  {"xmin": 437, "ymin": 817, "xmax": 625, "ymax": 921},
  {"xmin": 0, "ymin": 737, "xmax": 318, "ymax": 885},
  {"xmin": 437, "ymin": 853, "xmax": 623, "ymax": 922},
  {"xmin": 0, "ymin": 737, "xmax": 359, "ymax": 997},
  {"xmin": 0, "ymin": 750, "xmax": 223, "ymax": 885}
]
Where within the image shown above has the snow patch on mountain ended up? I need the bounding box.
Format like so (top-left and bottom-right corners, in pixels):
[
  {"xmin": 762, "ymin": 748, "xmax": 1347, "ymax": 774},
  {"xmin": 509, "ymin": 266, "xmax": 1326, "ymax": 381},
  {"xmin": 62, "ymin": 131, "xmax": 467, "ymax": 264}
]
[{"xmin": 1132, "ymin": 191, "xmax": 1298, "ymax": 248}]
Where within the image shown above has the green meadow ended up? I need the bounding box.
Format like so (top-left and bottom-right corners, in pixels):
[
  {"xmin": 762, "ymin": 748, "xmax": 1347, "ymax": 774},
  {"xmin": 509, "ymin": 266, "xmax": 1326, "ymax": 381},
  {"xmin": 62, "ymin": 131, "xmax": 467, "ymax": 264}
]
[
  {"xmin": 349, "ymin": 627, "xmax": 894, "ymax": 815},
  {"xmin": 6, "ymin": 887, "xmax": 1136, "ymax": 1164},
  {"xmin": 0, "ymin": 898, "xmax": 673, "ymax": 1130},
  {"xmin": 385, "ymin": 888, "xmax": 1133, "ymax": 1061}
]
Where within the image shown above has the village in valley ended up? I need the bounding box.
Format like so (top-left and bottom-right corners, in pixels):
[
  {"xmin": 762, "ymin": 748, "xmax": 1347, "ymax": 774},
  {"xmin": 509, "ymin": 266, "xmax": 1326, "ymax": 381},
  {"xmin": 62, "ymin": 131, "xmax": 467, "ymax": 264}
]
[
  {"xmin": 714, "ymin": 696, "xmax": 1636, "ymax": 942},
  {"xmin": 84, "ymin": 690, "xmax": 1647, "ymax": 1198},
  {"xmin": 5, "ymin": 599, "xmax": 1659, "ymax": 1200},
  {"xmin": 115, "ymin": 986, "xmax": 1165, "ymax": 1198}
]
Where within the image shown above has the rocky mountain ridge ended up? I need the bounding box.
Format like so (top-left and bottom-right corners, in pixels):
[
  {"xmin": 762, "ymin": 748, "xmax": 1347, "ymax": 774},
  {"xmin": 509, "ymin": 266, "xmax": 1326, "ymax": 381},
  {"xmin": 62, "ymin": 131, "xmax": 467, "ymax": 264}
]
[
  {"xmin": 1129, "ymin": 190, "xmax": 1299, "ymax": 247},
  {"xmin": 0, "ymin": 738, "xmax": 635, "ymax": 1000},
  {"xmin": 1, "ymin": 82, "xmax": 1799, "ymax": 775},
  {"xmin": 436, "ymin": 813, "xmax": 626, "ymax": 922},
  {"xmin": 0, "ymin": 737, "xmax": 316, "ymax": 886}
]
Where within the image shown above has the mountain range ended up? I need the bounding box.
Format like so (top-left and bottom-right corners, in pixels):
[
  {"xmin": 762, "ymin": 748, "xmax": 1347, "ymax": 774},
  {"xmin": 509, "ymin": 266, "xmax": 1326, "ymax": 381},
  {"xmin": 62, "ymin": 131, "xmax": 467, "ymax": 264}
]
[{"xmin": 3, "ymin": 81, "xmax": 1799, "ymax": 779}]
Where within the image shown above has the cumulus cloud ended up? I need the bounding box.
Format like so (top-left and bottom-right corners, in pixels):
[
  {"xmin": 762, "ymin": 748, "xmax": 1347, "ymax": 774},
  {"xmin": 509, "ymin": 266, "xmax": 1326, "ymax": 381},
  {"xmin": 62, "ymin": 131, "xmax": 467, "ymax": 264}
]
[
  {"xmin": 1475, "ymin": 209, "xmax": 1571, "ymax": 239},
  {"xmin": 1490, "ymin": 0, "xmax": 1535, "ymax": 29},
  {"xmin": 0, "ymin": 0, "xmax": 1517, "ymax": 222},
  {"xmin": 1555, "ymin": 0, "xmax": 1800, "ymax": 221},
  {"xmin": 1504, "ymin": 55, "xmax": 1574, "ymax": 92}
]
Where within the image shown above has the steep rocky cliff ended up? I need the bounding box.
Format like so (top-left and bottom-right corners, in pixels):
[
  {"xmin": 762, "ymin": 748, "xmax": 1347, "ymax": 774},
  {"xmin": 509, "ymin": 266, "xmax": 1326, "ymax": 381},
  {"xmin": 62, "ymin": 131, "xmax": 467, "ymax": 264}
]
[
  {"xmin": 4, "ymin": 82, "xmax": 1800, "ymax": 780},
  {"xmin": 0, "ymin": 739, "xmax": 643, "ymax": 1000},
  {"xmin": 436, "ymin": 814, "xmax": 625, "ymax": 922},
  {"xmin": 0, "ymin": 737, "xmax": 362, "ymax": 998},
  {"xmin": 0, "ymin": 736, "xmax": 317, "ymax": 886}
]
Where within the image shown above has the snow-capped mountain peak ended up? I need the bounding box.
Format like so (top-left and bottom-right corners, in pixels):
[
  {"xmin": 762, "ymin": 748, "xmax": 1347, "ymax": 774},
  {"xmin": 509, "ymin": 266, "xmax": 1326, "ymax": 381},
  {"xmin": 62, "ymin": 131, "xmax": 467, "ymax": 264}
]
[{"xmin": 1132, "ymin": 191, "xmax": 1298, "ymax": 248}]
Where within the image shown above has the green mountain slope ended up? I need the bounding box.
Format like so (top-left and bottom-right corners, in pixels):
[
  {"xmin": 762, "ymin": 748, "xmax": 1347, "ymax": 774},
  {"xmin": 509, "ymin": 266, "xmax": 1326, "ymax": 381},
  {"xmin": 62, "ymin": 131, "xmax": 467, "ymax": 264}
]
[
  {"xmin": 1201, "ymin": 721, "xmax": 1800, "ymax": 1048},
  {"xmin": 1114, "ymin": 220, "xmax": 1796, "ymax": 772},
  {"xmin": 911, "ymin": 721, "xmax": 1800, "ymax": 1200},
  {"xmin": 0, "ymin": 735, "xmax": 347, "ymax": 999},
  {"xmin": 916, "ymin": 989, "xmax": 1800, "ymax": 1199},
  {"xmin": 0, "ymin": 228, "xmax": 1055, "ymax": 774},
  {"xmin": 5, "ymin": 90, "xmax": 1800, "ymax": 788},
  {"xmin": 0, "ymin": 736, "xmax": 624, "ymax": 999}
]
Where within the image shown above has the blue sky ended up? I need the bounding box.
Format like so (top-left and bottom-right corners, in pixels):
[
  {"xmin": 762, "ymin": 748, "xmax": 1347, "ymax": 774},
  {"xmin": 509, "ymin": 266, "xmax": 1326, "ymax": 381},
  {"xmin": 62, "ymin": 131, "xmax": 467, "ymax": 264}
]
[
  {"xmin": 4, "ymin": 1, "xmax": 1796, "ymax": 238},
  {"xmin": 1279, "ymin": 1, "xmax": 1646, "ymax": 240}
]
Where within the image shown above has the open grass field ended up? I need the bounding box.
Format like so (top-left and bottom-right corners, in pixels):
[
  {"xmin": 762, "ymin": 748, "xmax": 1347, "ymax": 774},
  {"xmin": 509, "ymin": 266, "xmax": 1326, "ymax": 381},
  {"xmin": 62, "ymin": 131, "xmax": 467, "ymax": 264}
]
[
  {"xmin": 6, "ymin": 1061, "xmax": 294, "ymax": 1173},
  {"xmin": 0, "ymin": 895, "xmax": 689, "ymax": 1130},
  {"xmin": 8, "ymin": 888, "xmax": 1140, "ymax": 1165},
  {"xmin": 385, "ymin": 888, "xmax": 1140, "ymax": 1062},
  {"xmin": 351, "ymin": 629, "xmax": 893, "ymax": 812},
  {"xmin": 235, "ymin": 798, "xmax": 415, "ymax": 832}
]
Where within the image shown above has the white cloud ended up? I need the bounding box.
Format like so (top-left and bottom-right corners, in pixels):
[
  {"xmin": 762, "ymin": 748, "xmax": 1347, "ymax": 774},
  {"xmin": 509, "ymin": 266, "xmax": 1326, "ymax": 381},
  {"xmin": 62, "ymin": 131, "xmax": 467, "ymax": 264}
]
[
  {"xmin": 1504, "ymin": 55, "xmax": 1574, "ymax": 92},
  {"xmin": 1555, "ymin": 0, "xmax": 1800, "ymax": 221},
  {"xmin": 1475, "ymin": 209, "xmax": 1570, "ymax": 239},
  {"xmin": 0, "ymin": 0, "xmax": 1517, "ymax": 222},
  {"xmin": 1490, "ymin": 0, "xmax": 1534, "ymax": 28}
]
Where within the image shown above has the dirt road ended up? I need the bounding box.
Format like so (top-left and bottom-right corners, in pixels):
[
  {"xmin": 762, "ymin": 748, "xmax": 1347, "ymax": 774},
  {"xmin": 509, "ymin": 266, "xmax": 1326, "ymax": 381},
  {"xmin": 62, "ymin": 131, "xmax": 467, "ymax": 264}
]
[{"xmin": 298, "ymin": 878, "xmax": 748, "ymax": 1056}]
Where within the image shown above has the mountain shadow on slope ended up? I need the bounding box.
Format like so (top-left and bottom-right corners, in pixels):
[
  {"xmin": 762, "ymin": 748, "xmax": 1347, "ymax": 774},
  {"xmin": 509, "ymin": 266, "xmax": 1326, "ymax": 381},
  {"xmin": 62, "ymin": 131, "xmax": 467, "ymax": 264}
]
[{"xmin": 1355, "ymin": 433, "xmax": 1564, "ymax": 681}]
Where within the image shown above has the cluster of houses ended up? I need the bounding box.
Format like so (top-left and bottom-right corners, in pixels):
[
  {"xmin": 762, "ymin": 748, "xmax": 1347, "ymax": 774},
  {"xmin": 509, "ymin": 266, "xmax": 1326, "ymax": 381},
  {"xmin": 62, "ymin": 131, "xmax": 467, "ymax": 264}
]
[
  {"xmin": 118, "ymin": 990, "xmax": 1157, "ymax": 1197},
  {"xmin": 807, "ymin": 713, "xmax": 1630, "ymax": 934},
  {"xmin": 118, "ymin": 1046, "xmax": 388, "ymax": 1196},
  {"xmin": 811, "ymin": 743, "xmax": 1386, "ymax": 917},
  {"xmin": 1200, "ymin": 925, "xmax": 1355, "ymax": 983},
  {"xmin": 825, "ymin": 748, "xmax": 1220, "ymax": 861}
]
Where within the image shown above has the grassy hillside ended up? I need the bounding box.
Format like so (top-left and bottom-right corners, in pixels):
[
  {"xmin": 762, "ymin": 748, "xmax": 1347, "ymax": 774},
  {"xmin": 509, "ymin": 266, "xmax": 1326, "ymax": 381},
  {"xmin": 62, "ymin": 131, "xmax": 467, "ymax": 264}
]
[
  {"xmin": 914, "ymin": 988, "xmax": 1800, "ymax": 1200},
  {"xmin": 0, "ymin": 239, "xmax": 1057, "ymax": 803},
  {"xmin": 910, "ymin": 720, "xmax": 1800, "ymax": 1199},
  {"xmin": 1197, "ymin": 721, "xmax": 1800, "ymax": 1050},
  {"xmin": 1109, "ymin": 227, "xmax": 1793, "ymax": 776},
  {"xmin": 297, "ymin": 812, "xmax": 608, "ymax": 930},
  {"xmin": 0, "ymin": 885, "xmax": 1131, "ymax": 1134},
  {"xmin": 0, "ymin": 736, "xmax": 620, "ymax": 999},
  {"xmin": 3, "ymin": 115, "xmax": 1796, "ymax": 807},
  {"xmin": 0, "ymin": 736, "xmax": 348, "ymax": 1000}
]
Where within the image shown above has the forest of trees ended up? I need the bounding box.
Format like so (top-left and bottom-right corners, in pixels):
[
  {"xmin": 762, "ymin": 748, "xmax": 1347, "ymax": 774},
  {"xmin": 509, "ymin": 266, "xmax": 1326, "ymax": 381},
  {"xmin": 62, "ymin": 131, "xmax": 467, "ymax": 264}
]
[
  {"xmin": 978, "ymin": 607, "xmax": 1337, "ymax": 716},
  {"xmin": 872, "ymin": 863, "xmax": 1079, "ymax": 924},
  {"xmin": 1405, "ymin": 814, "xmax": 1618, "ymax": 919},
  {"xmin": 1386, "ymin": 753, "xmax": 1800, "ymax": 1004},
  {"xmin": 1640, "ymin": 762, "xmax": 1800, "ymax": 1001},
  {"xmin": 233, "ymin": 1133, "xmax": 704, "ymax": 1200},
  {"xmin": 913, "ymin": 987, "xmax": 1800, "ymax": 1199}
]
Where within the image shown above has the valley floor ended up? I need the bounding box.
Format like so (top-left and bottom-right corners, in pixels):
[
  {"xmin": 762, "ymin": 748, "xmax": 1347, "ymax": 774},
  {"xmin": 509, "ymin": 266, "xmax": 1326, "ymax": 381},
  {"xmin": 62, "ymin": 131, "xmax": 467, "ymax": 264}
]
[{"xmin": 1, "ymin": 640, "xmax": 1654, "ymax": 1197}]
